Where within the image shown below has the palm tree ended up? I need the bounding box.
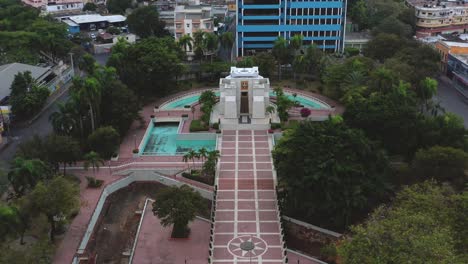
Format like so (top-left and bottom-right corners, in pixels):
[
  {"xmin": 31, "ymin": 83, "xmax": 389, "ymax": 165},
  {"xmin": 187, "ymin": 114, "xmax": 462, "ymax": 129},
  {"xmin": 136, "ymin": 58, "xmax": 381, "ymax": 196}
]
[
  {"xmin": 272, "ymin": 36, "xmax": 291, "ymax": 80},
  {"xmin": 292, "ymin": 54, "xmax": 306, "ymax": 81},
  {"xmin": 182, "ymin": 152, "xmax": 191, "ymax": 170},
  {"xmin": 49, "ymin": 101, "xmax": 78, "ymax": 136},
  {"xmin": 83, "ymin": 151, "xmax": 104, "ymax": 177},
  {"xmin": 208, "ymin": 150, "xmax": 220, "ymax": 164},
  {"xmin": 220, "ymin": 32, "xmax": 234, "ymax": 49},
  {"xmin": 344, "ymin": 71, "xmax": 367, "ymax": 91},
  {"xmin": 289, "ymin": 34, "xmax": 304, "ymax": 55},
  {"xmin": 193, "ymin": 30, "xmax": 206, "ymax": 64},
  {"xmin": 203, "ymin": 33, "xmax": 219, "ymax": 62},
  {"xmin": 198, "ymin": 147, "xmax": 208, "ymax": 165},
  {"xmin": 187, "ymin": 150, "xmax": 199, "ymax": 170},
  {"xmin": 178, "ymin": 34, "xmax": 193, "ymax": 53},
  {"xmin": 266, "ymin": 105, "xmax": 276, "ymax": 115},
  {"xmin": 70, "ymin": 77, "xmax": 101, "ymax": 132}
]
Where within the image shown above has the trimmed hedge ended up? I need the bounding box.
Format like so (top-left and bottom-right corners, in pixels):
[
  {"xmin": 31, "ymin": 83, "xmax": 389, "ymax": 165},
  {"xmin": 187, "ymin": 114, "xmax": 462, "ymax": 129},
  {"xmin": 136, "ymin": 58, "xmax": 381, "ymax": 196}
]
[
  {"xmin": 190, "ymin": 119, "xmax": 209, "ymax": 132},
  {"xmin": 182, "ymin": 172, "xmax": 214, "ymax": 186},
  {"xmin": 86, "ymin": 176, "xmax": 104, "ymax": 188},
  {"xmin": 271, "ymin": 123, "xmax": 281, "ymax": 130}
]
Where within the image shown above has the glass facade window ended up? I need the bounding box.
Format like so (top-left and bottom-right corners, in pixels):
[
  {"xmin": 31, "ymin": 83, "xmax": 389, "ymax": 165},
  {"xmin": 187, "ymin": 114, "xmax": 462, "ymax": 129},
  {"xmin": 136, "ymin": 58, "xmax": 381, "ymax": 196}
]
[{"xmin": 236, "ymin": 0, "xmax": 346, "ymax": 56}]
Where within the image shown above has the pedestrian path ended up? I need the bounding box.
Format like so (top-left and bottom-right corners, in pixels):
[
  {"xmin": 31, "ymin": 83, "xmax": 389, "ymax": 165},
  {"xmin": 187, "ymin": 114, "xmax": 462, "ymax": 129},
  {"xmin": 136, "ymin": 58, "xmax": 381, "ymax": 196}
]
[{"xmin": 211, "ymin": 130, "xmax": 286, "ymax": 264}]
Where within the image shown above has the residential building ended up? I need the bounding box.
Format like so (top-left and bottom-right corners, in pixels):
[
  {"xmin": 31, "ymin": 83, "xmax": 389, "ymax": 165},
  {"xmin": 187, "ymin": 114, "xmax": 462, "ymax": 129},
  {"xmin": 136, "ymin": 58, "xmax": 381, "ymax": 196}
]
[
  {"xmin": 344, "ymin": 31, "xmax": 370, "ymax": 52},
  {"xmin": 407, "ymin": 0, "xmax": 468, "ymax": 38},
  {"xmin": 447, "ymin": 53, "xmax": 468, "ymax": 99},
  {"xmin": 60, "ymin": 14, "xmax": 127, "ymax": 32},
  {"xmin": 435, "ymin": 39, "xmax": 468, "ymax": 72},
  {"xmin": 22, "ymin": 0, "xmax": 84, "ymax": 14},
  {"xmin": 236, "ymin": 0, "xmax": 347, "ymax": 57},
  {"xmin": 0, "ymin": 63, "xmax": 74, "ymax": 106},
  {"xmin": 160, "ymin": 10, "xmax": 176, "ymax": 35},
  {"xmin": 174, "ymin": 4, "xmax": 214, "ymax": 51}
]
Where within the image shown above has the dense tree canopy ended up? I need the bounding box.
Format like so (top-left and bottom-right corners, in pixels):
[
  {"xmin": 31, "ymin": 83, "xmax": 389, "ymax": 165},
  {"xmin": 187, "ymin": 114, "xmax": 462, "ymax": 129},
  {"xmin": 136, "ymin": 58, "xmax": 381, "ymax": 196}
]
[
  {"xmin": 87, "ymin": 126, "xmax": 120, "ymax": 159},
  {"xmin": 273, "ymin": 119, "xmax": 390, "ymax": 230},
  {"xmin": 412, "ymin": 146, "xmax": 468, "ymax": 189},
  {"xmin": 29, "ymin": 176, "xmax": 79, "ymax": 242},
  {"xmin": 108, "ymin": 37, "xmax": 185, "ymax": 97},
  {"xmin": 106, "ymin": 0, "xmax": 131, "ymax": 14},
  {"xmin": 0, "ymin": 0, "xmax": 72, "ymax": 64},
  {"xmin": 127, "ymin": 6, "xmax": 169, "ymax": 38},
  {"xmin": 10, "ymin": 71, "xmax": 50, "ymax": 120},
  {"xmin": 338, "ymin": 181, "xmax": 467, "ymax": 263}
]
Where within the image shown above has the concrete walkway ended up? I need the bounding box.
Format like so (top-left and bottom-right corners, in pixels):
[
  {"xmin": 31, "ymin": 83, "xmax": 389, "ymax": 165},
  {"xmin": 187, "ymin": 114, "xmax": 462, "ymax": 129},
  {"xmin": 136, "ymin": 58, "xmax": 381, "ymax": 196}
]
[{"xmin": 212, "ymin": 130, "xmax": 285, "ymax": 264}]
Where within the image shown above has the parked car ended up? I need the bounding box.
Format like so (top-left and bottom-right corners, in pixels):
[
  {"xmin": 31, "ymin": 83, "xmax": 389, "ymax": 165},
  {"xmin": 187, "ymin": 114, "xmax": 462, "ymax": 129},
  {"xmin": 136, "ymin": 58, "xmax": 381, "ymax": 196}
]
[{"xmin": 90, "ymin": 33, "xmax": 96, "ymax": 40}]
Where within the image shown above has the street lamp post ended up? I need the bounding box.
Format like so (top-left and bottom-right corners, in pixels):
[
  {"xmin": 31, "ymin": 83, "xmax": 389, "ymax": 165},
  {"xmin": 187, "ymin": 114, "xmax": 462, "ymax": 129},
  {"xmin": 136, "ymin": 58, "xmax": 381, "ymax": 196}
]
[{"xmin": 133, "ymin": 134, "xmax": 137, "ymax": 150}]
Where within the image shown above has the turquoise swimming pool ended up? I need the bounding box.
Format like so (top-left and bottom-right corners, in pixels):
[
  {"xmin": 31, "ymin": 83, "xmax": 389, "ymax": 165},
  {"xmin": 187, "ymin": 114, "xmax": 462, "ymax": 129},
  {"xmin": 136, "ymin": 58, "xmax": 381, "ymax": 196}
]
[
  {"xmin": 160, "ymin": 90, "xmax": 328, "ymax": 110},
  {"xmin": 141, "ymin": 122, "xmax": 216, "ymax": 155}
]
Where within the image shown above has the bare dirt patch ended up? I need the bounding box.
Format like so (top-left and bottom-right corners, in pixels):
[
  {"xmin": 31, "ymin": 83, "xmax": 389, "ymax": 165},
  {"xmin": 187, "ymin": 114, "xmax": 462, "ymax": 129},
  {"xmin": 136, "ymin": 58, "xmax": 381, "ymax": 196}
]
[{"xmin": 84, "ymin": 182, "xmax": 211, "ymax": 264}]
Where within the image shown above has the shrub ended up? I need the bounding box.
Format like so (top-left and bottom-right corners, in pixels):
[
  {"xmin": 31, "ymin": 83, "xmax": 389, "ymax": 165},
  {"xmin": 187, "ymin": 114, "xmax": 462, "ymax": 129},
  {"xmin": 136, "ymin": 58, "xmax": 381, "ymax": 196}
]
[
  {"xmin": 344, "ymin": 47, "xmax": 360, "ymax": 57},
  {"xmin": 281, "ymin": 120, "xmax": 300, "ymax": 130},
  {"xmin": 106, "ymin": 26, "xmax": 121, "ymax": 35},
  {"xmin": 190, "ymin": 119, "xmax": 209, "ymax": 132},
  {"xmin": 86, "ymin": 176, "xmax": 104, "ymax": 188},
  {"xmin": 300, "ymin": 108, "xmax": 311, "ymax": 117},
  {"xmin": 271, "ymin": 123, "xmax": 281, "ymax": 129},
  {"xmin": 211, "ymin": 122, "xmax": 219, "ymax": 130}
]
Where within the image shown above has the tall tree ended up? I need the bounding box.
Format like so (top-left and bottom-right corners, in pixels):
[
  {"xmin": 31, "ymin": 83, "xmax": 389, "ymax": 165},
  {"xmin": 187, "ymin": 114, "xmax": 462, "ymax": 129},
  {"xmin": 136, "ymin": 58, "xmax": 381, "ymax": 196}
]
[
  {"xmin": 8, "ymin": 157, "xmax": 50, "ymax": 197},
  {"xmin": 45, "ymin": 134, "xmax": 81, "ymax": 175},
  {"xmin": 49, "ymin": 101, "xmax": 79, "ymax": 136},
  {"xmin": 252, "ymin": 52, "xmax": 276, "ymax": 78},
  {"xmin": 203, "ymin": 33, "xmax": 219, "ymax": 62},
  {"xmin": 87, "ymin": 126, "xmax": 120, "ymax": 159},
  {"xmin": 220, "ymin": 31, "xmax": 234, "ymax": 49},
  {"xmin": 29, "ymin": 176, "xmax": 79, "ymax": 242},
  {"xmin": 107, "ymin": 37, "xmax": 185, "ymax": 97},
  {"xmin": 177, "ymin": 34, "xmax": 193, "ymax": 53},
  {"xmin": 70, "ymin": 77, "xmax": 101, "ymax": 132},
  {"xmin": 83, "ymin": 151, "xmax": 105, "ymax": 177},
  {"xmin": 272, "ymin": 36, "xmax": 291, "ymax": 80},
  {"xmin": 338, "ymin": 181, "xmax": 464, "ymax": 263},
  {"xmin": 9, "ymin": 71, "xmax": 50, "ymax": 119},
  {"xmin": 127, "ymin": 6, "xmax": 169, "ymax": 38},
  {"xmin": 289, "ymin": 34, "xmax": 304, "ymax": 55},
  {"xmin": 152, "ymin": 185, "xmax": 205, "ymax": 238},
  {"xmin": 272, "ymin": 119, "xmax": 390, "ymax": 230},
  {"xmin": 106, "ymin": 0, "xmax": 131, "ymax": 14},
  {"xmin": 412, "ymin": 146, "xmax": 468, "ymax": 189}
]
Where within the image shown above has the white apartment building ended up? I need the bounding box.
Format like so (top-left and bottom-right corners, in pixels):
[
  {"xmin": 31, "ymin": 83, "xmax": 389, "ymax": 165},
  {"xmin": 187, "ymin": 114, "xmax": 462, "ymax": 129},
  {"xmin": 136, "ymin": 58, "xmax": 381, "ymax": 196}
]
[{"xmin": 174, "ymin": 4, "xmax": 214, "ymax": 52}]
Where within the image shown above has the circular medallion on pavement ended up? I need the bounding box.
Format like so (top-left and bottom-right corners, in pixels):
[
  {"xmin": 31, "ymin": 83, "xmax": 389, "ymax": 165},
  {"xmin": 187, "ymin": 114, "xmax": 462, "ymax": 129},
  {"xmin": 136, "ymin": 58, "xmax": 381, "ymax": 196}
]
[{"xmin": 227, "ymin": 235, "xmax": 268, "ymax": 258}]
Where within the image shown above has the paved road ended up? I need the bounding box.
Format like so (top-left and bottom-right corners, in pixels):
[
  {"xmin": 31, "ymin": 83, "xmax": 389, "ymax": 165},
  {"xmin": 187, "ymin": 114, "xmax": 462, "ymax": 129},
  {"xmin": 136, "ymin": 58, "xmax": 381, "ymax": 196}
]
[
  {"xmin": 436, "ymin": 76, "xmax": 468, "ymax": 127},
  {"xmin": 0, "ymin": 53, "xmax": 107, "ymax": 168},
  {"xmin": 0, "ymin": 91, "xmax": 70, "ymax": 168}
]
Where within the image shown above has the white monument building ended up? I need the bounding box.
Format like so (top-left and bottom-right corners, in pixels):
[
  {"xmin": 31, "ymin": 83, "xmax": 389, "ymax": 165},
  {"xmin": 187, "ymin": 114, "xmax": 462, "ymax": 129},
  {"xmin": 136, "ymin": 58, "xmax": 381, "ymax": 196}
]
[{"xmin": 217, "ymin": 67, "xmax": 272, "ymax": 130}]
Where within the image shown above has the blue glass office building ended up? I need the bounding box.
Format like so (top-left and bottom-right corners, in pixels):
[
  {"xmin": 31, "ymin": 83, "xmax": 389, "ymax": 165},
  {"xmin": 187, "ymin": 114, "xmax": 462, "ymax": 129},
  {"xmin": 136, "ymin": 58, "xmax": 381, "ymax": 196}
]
[{"xmin": 236, "ymin": 0, "xmax": 347, "ymax": 57}]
